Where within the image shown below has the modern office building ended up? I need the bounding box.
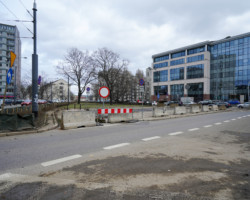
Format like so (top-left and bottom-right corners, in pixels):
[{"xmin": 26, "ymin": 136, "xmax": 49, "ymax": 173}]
[
  {"xmin": 151, "ymin": 32, "xmax": 250, "ymax": 102},
  {"xmin": 0, "ymin": 23, "xmax": 21, "ymax": 100}
]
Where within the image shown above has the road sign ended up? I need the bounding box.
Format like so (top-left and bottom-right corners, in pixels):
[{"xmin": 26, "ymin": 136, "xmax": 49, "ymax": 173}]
[
  {"xmin": 99, "ymin": 86, "xmax": 110, "ymax": 98},
  {"xmin": 38, "ymin": 76, "xmax": 41, "ymax": 85},
  {"xmin": 140, "ymin": 86, "xmax": 144, "ymax": 92},
  {"xmin": 6, "ymin": 68, "xmax": 13, "ymax": 85},
  {"xmin": 10, "ymin": 51, "xmax": 16, "ymax": 67},
  {"xmin": 139, "ymin": 79, "xmax": 144, "ymax": 86},
  {"xmin": 87, "ymin": 87, "xmax": 90, "ymax": 92}
]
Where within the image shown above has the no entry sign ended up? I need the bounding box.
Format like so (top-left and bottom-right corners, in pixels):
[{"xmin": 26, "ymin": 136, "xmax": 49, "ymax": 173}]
[{"xmin": 99, "ymin": 86, "xmax": 110, "ymax": 98}]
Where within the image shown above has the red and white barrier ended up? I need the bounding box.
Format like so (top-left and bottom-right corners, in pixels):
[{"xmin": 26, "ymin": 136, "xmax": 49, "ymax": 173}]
[{"xmin": 98, "ymin": 108, "xmax": 133, "ymax": 114}]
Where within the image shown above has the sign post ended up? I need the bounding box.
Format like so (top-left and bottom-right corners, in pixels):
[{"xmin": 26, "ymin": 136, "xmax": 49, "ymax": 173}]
[
  {"xmin": 86, "ymin": 87, "xmax": 90, "ymax": 101},
  {"xmin": 139, "ymin": 79, "xmax": 144, "ymax": 119},
  {"xmin": 99, "ymin": 86, "xmax": 110, "ymax": 108}
]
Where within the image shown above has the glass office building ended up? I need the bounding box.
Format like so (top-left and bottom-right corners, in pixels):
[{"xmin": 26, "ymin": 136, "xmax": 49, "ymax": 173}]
[{"xmin": 151, "ymin": 32, "xmax": 250, "ymax": 102}]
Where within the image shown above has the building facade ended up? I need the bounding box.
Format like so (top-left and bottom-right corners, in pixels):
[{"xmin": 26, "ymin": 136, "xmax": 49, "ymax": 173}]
[
  {"xmin": 151, "ymin": 32, "xmax": 250, "ymax": 102},
  {"xmin": 0, "ymin": 23, "xmax": 21, "ymax": 100}
]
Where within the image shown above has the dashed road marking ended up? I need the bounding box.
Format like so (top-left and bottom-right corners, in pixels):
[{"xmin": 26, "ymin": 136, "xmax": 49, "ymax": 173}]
[
  {"xmin": 41, "ymin": 154, "xmax": 82, "ymax": 167},
  {"xmin": 168, "ymin": 131, "xmax": 183, "ymax": 136},
  {"xmin": 214, "ymin": 122, "xmax": 222, "ymax": 125},
  {"xmin": 103, "ymin": 143, "xmax": 130, "ymax": 150},
  {"xmin": 142, "ymin": 136, "xmax": 161, "ymax": 141},
  {"xmin": 188, "ymin": 128, "xmax": 200, "ymax": 132},
  {"xmin": 224, "ymin": 120, "xmax": 230, "ymax": 122},
  {"xmin": 237, "ymin": 117, "xmax": 242, "ymax": 119},
  {"xmin": 204, "ymin": 125, "xmax": 212, "ymax": 128}
]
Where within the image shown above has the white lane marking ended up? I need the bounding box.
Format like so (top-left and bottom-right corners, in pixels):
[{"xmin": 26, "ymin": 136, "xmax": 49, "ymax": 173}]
[
  {"xmin": 188, "ymin": 128, "xmax": 199, "ymax": 132},
  {"xmin": 103, "ymin": 143, "xmax": 130, "ymax": 150},
  {"xmin": 231, "ymin": 119, "xmax": 236, "ymax": 120},
  {"xmin": 168, "ymin": 131, "xmax": 183, "ymax": 136},
  {"xmin": 142, "ymin": 136, "xmax": 161, "ymax": 141},
  {"xmin": 237, "ymin": 117, "xmax": 242, "ymax": 119},
  {"xmin": 214, "ymin": 122, "xmax": 222, "ymax": 125},
  {"xmin": 204, "ymin": 125, "xmax": 212, "ymax": 128},
  {"xmin": 41, "ymin": 154, "xmax": 82, "ymax": 167},
  {"xmin": 248, "ymin": 115, "xmax": 250, "ymax": 117},
  {"xmin": 224, "ymin": 120, "xmax": 230, "ymax": 122}
]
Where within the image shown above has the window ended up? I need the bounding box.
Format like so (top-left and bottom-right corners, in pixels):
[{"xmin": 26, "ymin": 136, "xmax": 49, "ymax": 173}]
[
  {"xmin": 154, "ymin": 70, "xmax": 168, "ymax": 82},
  {"xmin": 187, "ymin": 64, "xmax": 204, "ymax": 79},
  {"xmin": 154, "ymin": 61, "xmax": 168, "ymax": 69},
  {"xmin": 170, "ymin": 58, "xmax": 185, "ymax": 66},
  {"xmin": 170, "ymin": 67, "xmax": 184, "ymax": 81},
  {"xmin": 154, "ymin": 55, "xmax": 169, "ymax": 62},
  {"xmin": 154, "ymin": 85, "xmax": 168, "ymax": 95},
  {"xmin": 187, "ymin": 54, "xmax": 204, "ymax": 63},
  {"xmin": 170, "ymin": 84, "xmax": 184, "ymax": 100},
  {"xmin": 187, "ymin": 46, "xmax": 205, "ymax": 55},
  {"xmin": 171, "ymin": 51, "xmax": 185, "ymax": 59}
]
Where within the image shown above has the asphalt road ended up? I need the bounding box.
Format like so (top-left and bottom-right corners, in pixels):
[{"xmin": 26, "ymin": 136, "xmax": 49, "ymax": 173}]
[
  {"xmin": 0, "ymin": 110, "xmax": 249, "ymax": 174},
  {"xmin": 0, "ymin": 110, "xmax": 250, "ymax": 199}
]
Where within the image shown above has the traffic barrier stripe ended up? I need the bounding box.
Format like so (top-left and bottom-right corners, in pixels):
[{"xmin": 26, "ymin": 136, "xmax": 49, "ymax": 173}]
[{"xmin": 97, "ymin": 108, "xmax": 133, "ymax": 114}]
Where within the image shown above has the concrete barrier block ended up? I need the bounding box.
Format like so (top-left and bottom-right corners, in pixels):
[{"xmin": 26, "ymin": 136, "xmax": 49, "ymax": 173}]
[
  {"xmin": 174, "ymin": 106, "xmax": 186, "ymax": 115},
  {"xmin": 202, "ymin": 105, "xmax": 209, "ymax": 112},
  {"xmin": 191, "ymin": 105, "xmax": 200, "ymax": 113},
  {"xmin": 108, "ymin": 113, "xmax": 133, "ymax": 123},
  {"xmin": 164, "ymin": 107, "xmax": 175, "ymax": 115},
  {"xmin": 62, "ymin": 110, "xmax": 96, "ymax": 129},
  {"xmin": 211, "ymin": 105, "xmax": 219, "ymax": 111}
]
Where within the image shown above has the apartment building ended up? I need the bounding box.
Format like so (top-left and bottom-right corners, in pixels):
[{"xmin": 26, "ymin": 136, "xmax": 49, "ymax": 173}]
[{"xmin": 0, "ymin": 23, "xmax": 21, "ymax": 100}]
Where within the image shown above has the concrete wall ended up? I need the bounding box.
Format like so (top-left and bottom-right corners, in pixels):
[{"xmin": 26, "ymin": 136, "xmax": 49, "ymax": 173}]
[
  {"xmin": 211, "ymin": 105, "xmax": 219, "ymax": 111},
  {"xmin": 62, "ymin": 110, "xmax": 96, "ymax": 129},
  {"xmin": 191, "ymin": 105, "xmax": 200, "ymax": 113},
  {"xmin": 202, "ymin": 105, "xmax": 209, "ymax": 112},
  {"xmin": 108, "ymin": 113, "xmax": 133, "ymax": 123},
  {"xmin": 174, "ymin": 106, "xmax": 186, "ymax": 115}
]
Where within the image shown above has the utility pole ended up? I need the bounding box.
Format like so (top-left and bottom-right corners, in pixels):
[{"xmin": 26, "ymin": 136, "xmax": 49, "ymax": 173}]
[{"xmin": 32, "ymin": 0, "xmax": 38, "ymax": 117}]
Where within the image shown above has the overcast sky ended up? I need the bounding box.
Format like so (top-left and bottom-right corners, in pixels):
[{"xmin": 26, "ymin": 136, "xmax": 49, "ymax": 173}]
[{"xmin": 1, "ymin": 0, "xmax": 250, "ymax": 91}]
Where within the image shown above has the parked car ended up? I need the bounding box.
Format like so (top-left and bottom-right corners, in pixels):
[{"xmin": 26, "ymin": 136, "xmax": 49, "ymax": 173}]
[
  {"xmin": 228, "ymin": 99, "xmax": 240, "ymax": 105},
  {"xmin": 198, "ymin": 100, "xmax": 213, "ymax": 105},
  {"xmin": 183, "ymin": 101, "xmax": 196, "ymax": 106},
  {"xmin": 38, "ymin": 99, "xmax": 47, "ymax": 104},
  {"xmin": 164, "ymin": 101, "xmax": 182, "ymax": 106},
  {"xmin": 21, "ymin": 100, "xmax": 32, "ymax": 106},
  {"xmin": 237, "ymin": 102, "xmax": 250, "ymax": 108},
  {"xmin": 152, "ymin": 101, "xmax": 157, "ymax": 106},
  {"xmin": 4, "ymin": 99, "xmax": 14, "ymax": 106},
  {"xmin": 15, "ymin": 99, "xmax": 24, "ymax": 104},
  {"xmin": 216, "ymin": 102, "xmax": 231, "ymax": 108}
]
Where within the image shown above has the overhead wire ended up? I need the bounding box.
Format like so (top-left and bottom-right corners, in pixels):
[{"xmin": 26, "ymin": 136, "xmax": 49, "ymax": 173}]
[
  {"xmin": 18, "ymin": 0, "xmax": 33, "ymax": 18},
  {"xmin": 0, "ymin": 0, "xmax": 33, "ymax": 35}
]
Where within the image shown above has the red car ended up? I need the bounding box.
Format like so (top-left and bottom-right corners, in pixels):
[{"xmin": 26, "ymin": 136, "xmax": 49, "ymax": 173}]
[{"xmin": 21, "ymin": 100, "xmax": 32, "ymax": 106}]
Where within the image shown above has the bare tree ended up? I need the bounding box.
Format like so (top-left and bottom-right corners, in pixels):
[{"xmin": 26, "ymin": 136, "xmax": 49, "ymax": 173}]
[
  {"xmin": 93, "ymin": 48, "xmax": 129, "ymax": 104},
  {"xmin": 57, "ymin": 48, "xmax": 96, "ymax": 104}
]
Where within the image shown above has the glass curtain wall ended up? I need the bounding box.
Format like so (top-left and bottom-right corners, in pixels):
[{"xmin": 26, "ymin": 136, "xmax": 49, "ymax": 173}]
[{"xmin": 210, "ymin": 36, "xmax": 250, "ymax": 101}]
